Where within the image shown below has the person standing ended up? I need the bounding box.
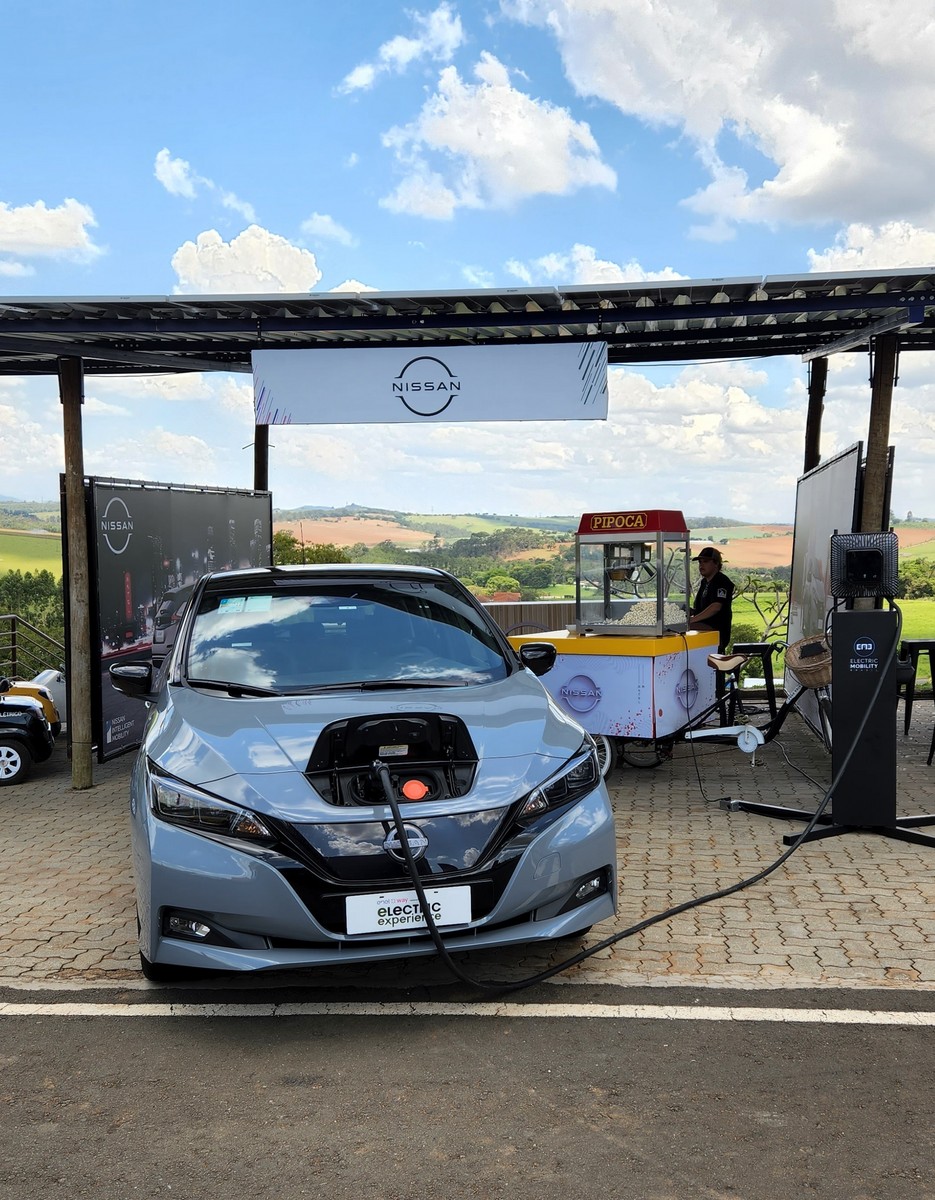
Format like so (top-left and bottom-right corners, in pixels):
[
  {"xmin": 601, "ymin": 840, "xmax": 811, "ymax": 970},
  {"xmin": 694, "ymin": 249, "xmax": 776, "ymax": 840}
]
[{"xmin": 689, "ymin": 546, "xmax": 734, "ymax": 652}]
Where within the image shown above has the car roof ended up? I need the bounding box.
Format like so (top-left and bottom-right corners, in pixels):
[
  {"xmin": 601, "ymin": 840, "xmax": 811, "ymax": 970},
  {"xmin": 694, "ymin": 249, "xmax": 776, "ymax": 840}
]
[{"xmin": 200, "ymin": 563, "xmax": 452, "ymax": 590}]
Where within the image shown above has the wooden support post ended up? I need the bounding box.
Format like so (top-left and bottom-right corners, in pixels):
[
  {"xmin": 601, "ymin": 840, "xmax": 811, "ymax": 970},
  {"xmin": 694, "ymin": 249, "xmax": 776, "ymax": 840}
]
[
  {"xmin": 59, "ymin": 357, "xmax": 94, "ymax": 789},
  {"xmin": 804, "ymin": 356, "xmax": 827, "ymax": 473},
  {"xmin": 254, "ymin": 423, "xmax": 269, "ymax": 493},
  {"xmin": 861, "ymin": 334, "xmax": 897, "ymax": 533}
]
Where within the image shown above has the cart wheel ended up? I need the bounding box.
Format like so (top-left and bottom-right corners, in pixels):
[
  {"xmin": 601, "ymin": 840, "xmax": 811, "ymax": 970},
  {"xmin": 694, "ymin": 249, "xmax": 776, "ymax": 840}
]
[
  {"xmin": 621, "ymin": 739, "xmax": 666, "ymax": 769},
  {"xmin": 593, "ymin": 735, "xmax": 618, "ymax": 778},
  {"xmin": 0, "ymin": 738, "xmax": 31, "ymax": 785}
]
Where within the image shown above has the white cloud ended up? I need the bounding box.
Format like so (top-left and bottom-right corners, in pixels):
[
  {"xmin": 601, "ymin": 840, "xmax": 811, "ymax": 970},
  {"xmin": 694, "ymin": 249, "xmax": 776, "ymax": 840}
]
[
  {"xmin": 171, "ymin": 225, "xmax": 323, "ymax": 293},
  {"xmin": 220, "ymin": 191, "xmax": 258, "ymax": 223},
  {"xmin": 300, "ymin": 212, "xmax": 357, "ymax": 247},
  {"xmin": 92, "ymin": 373, "xmax": 216, "ymax": 403},
  {"xmin": 155, "ymin": 148, "xmax": 257, "ymax": 224},
  {"xmin": 0, "ymin": 399, "xmax": 65, "ymax": 487},
  {"xmin": 0, "ymin": 198, "xmax": 102, "ymax": 266},
  {"xmin": 327, "ymin": 278, "xmax": 380, "ymax": 292},
  {"xmin": 380, "ymin": 170, "xmax": 459, "ymax": 220},
  {"xmin": 338, "ymin": 2, "xmax": 464, "ymax": 93},
  {"xmin": 82, "ymin": 397, "xmax": 130, "ymax": 417},
  {"xmin": 85, "ymin": 428, "xmax": 217, "ymax": 483},
  {"xmin": 807, "ymin": 221, "xmax": 935, "ymax": 271},
  {"xmin": 0, "ymin": 260, "xmax": 34, "ymax": 277},
  {"xmin": 506, "ymin": 243, "xmax": 687, "ymax": 285},
  {"xmin": 502, "ymin": 0, "xmax": 935, "ymax": 232},
  {"xmin": 380, "ymin": 52, "xmax": 615, "ymax": 217},
  {"xmin": 154, "ymin": 148, "xmax": 200, "ymax": 198},
  {"xmin": 462, "ymin": 265, "xmax": 495, "ymax": 287}
]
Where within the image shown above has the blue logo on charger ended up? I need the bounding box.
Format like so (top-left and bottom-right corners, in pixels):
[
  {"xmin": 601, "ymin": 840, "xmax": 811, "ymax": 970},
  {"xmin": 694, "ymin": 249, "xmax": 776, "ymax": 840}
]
[{"xmin": 854, "ymin": 638, "xmax": 875, "ymax": 657}]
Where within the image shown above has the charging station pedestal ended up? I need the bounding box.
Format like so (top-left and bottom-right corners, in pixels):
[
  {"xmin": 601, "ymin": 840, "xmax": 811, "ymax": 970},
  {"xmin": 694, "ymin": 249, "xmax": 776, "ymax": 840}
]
[{"xmin": 831, "ymin": 609, "xmax": 897, "ymax": 826}]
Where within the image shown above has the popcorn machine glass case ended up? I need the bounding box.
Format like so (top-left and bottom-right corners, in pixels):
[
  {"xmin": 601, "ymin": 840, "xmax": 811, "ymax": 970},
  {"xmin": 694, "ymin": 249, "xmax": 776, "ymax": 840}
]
[{"xmin": 574, "ymin": 509, "xmax": 692, "ymax": 636}]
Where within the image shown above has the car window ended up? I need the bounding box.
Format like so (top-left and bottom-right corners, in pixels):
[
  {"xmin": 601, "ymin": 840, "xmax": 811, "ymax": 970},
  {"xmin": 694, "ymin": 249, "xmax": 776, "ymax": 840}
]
[{"xmin": 185, "ymin": 580, "xmax": 510, "ymax": 691}]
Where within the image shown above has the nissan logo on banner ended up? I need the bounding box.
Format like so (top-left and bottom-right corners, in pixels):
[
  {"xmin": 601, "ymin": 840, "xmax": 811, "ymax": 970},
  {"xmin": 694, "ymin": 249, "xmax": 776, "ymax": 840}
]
[
  {"xmin": 392, "ymin": 355, "xmax": 461, "ymax": 417},
  {"xmin": 100, "ymin": 496, "xmax": 134, "ymax": 555},
  {"xmin": 252, "ymin": 341, "xmax": 608, "ymax": 425}
]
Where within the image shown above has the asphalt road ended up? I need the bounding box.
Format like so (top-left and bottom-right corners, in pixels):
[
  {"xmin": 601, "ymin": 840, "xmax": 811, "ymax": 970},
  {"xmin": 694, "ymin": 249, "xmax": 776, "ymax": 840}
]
[{"xmin": 3, "ymin": 984, "xmax": 934, "ymax": 1200}]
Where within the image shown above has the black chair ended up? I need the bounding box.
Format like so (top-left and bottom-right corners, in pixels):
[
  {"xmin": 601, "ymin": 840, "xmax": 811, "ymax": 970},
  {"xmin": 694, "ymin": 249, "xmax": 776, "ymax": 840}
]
[{"xmin": 900, "ymin": 639, "xmax": 935, "ymax": 735}]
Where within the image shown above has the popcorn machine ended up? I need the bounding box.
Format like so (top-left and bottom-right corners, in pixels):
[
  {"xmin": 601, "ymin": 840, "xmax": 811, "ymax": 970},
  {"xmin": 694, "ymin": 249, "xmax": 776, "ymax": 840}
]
[
  {"xmin": 509, "ymin": 509, "xmax": 716, "ymax": 770},
  {"xmin": 574, "ymin": 509, "xmax": 692, "ymax": 635}
]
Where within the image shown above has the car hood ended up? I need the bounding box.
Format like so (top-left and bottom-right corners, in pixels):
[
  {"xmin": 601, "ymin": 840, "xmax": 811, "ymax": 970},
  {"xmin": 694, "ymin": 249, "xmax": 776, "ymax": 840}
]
[{"xmin": 143, "ymin": 671, "xmax": 588, "ymax": 820}]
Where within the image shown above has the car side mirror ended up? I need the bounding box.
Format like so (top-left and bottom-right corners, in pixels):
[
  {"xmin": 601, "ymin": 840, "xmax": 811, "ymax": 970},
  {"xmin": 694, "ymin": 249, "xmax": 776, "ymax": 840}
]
[
  {"xmin": 109, "ymin": 661, "xmax": 157, "ymax": 702},
  {"xmin": 519, "ymin": 642, "xmax": 557, "ymax": 677}
]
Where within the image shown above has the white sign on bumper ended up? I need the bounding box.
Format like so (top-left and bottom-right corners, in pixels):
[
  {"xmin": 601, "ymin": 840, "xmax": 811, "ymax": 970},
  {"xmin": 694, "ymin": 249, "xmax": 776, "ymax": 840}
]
[{"xmin": 346, "ymin": 885, "xmax": 472, "ymax": 935}]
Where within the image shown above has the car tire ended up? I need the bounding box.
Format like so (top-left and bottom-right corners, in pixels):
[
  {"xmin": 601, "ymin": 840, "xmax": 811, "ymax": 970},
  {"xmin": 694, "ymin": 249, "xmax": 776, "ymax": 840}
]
[
  {"xmin": 0, "ymin": 738, "xmax": 32, "ymax": 785},
  {"xmin": 139, "ymin": 951, "xmax": 203, "ymax": 984}
]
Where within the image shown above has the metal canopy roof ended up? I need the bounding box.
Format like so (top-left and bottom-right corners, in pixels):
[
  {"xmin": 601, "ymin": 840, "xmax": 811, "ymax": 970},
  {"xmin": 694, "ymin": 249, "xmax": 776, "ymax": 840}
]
[{"xmin": 1, "ymin": 268, "xmax": 934, "ymax": 376}]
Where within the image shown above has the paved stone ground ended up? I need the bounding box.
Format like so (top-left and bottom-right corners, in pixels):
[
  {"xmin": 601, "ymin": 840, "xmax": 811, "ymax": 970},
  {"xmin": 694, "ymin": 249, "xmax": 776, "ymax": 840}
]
[{"xmin": 2, "ymin": 704, "xmax": 933, "ymax": 990}]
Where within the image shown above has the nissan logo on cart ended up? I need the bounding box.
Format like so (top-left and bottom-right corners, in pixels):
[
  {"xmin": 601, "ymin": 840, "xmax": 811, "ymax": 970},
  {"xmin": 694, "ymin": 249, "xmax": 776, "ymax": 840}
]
[
  {"xmin": 100, "ymin": 496, "xmax": 134, "ymax": 555},
  {"xmin": 676, "ymin": 669, "xmax": 700, "ymax": 711},
  {"xmin": 560, "ymin": 674, "xmax": 603, "ymax": 714},
  {"xmin": 392, "ymin": 356, "xmax": 461, "ymax": 417},
  {"xmin": 383, "ymin": 824, "xmax": 430, "ymax": 862}
]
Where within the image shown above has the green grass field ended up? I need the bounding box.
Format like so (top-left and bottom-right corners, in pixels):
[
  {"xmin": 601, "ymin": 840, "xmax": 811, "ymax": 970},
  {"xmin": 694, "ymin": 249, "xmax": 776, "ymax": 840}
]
[{"xmin": 0, "ymin": 529, "xmax": 63, "ymax": 576}]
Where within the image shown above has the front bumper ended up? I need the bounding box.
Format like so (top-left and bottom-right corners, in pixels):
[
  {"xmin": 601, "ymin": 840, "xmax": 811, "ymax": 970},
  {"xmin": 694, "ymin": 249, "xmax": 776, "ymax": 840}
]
[{"xmin": 134, "ymin": 787, "xmax": 618, "ymax": 973}]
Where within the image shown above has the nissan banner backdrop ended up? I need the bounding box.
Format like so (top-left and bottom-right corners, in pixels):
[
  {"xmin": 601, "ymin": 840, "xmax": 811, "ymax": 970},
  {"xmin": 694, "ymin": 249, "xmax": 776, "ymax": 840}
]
[
  {"xmin": 90, "ymin": 479, "xmax": 272, "ymax": 760},
  {"xmin": 252, "ymin": 341, "xmax": 608, "ymax": 425}
]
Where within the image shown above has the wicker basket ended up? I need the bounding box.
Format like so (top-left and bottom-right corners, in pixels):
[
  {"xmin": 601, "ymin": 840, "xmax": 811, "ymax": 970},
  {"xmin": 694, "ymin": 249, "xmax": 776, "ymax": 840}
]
[{"xmin": 785, "ymin": 633, "xmax": 832, "ymax": 688}]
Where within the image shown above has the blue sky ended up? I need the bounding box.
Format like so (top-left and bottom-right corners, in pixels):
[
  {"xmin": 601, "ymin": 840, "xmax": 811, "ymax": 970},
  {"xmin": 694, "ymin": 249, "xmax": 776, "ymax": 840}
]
[{"xmin": 2, "ymin": 0, "xmax": 935, "ymax": 521}]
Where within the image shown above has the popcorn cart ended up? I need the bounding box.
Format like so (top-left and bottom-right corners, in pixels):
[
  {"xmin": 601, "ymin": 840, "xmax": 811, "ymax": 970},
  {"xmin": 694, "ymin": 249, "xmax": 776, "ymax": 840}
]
[{"xmin": 510, "ymin": 509, "xmax": 718, "ymax": 770}]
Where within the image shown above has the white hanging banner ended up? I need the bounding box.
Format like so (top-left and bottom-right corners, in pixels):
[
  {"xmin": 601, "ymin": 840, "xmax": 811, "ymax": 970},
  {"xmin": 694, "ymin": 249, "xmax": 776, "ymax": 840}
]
[{"xmin": 252, "ymin": 341, "xmax": 608, "ymax": 425}]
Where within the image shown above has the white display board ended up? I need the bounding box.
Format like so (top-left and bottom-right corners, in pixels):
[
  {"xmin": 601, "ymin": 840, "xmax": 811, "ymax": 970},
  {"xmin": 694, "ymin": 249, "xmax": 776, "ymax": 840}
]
[{"xmin": 252, "ymin": 341, "xmax": 608, "ymax": 425}]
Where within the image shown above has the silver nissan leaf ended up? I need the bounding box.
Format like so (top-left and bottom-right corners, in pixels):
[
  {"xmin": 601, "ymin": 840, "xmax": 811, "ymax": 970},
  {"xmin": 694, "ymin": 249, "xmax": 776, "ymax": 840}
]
[{"xmin": 110, "ymin": 564, "xmax": 617, "ymax": 981}]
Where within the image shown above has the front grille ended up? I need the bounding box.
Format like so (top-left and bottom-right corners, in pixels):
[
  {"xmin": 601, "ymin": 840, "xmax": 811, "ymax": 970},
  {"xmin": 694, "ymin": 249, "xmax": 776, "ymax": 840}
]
[{"xmin": 277, "ymin": 865, "xmax": 511, "ymax": 935}]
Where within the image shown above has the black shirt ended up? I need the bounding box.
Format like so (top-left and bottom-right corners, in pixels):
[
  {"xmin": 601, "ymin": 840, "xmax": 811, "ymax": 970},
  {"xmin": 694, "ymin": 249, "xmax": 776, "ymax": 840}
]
[{"xmin": 692, "ymin": 570, "xmax": 734, "ymax": 651}]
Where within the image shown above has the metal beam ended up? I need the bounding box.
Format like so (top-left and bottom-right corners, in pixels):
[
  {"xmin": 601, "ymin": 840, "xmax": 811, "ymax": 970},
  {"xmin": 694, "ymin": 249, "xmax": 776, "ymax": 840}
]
[
  {"xmin": 0, "ymin": 335, "xmax": 247, "ymax": 373},
  {"xmin": 801, "ymin": 306, "xmax": 925, "ymax": 360}
]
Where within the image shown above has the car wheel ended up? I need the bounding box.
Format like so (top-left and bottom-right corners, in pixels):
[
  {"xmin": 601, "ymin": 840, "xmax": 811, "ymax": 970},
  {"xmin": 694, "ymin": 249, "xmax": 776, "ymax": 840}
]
[
  {"xmin": 139, "ymin": 951, "xmax": 203, "ymax": 984},
  {"xmin": 621, "ymin": 739, "xmax": 665, "ymax": 769},
  {"xmin": 0, "ymin": 739, "xmax": 32, "ymax": 785},
  {"xmin": 593, "ymin": 734, "xmax": 618, "ymax": 778}
]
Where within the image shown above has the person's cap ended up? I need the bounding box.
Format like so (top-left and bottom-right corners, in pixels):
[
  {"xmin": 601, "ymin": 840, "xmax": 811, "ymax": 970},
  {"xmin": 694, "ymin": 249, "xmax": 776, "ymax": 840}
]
[{"xmin": 692, "ymin": 546, "xmax": 722, "ymax": 563}]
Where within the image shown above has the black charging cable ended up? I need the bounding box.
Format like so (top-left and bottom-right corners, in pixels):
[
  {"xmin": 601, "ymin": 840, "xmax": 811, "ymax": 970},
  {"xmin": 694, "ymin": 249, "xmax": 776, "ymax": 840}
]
[{"xmin": 372, "ymin": 602, "xmax": 902, "ymax": 996}]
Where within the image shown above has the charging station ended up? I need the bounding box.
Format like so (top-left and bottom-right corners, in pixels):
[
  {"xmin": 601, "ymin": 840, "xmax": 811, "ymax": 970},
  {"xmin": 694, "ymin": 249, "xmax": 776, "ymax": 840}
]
[{"xmin": 723, "ymin": 530, "xmax": 935, "ymax": 848}]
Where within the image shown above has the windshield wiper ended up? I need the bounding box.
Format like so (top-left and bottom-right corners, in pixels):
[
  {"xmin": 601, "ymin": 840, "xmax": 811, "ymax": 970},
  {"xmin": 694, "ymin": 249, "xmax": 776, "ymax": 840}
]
[
  {"xmin": 186, "ymin": 678, "xmax": 282, "ymax": 697},
  {"xmin": 290, "ymin": 678, "xmax": 465, "ymax": 695}
]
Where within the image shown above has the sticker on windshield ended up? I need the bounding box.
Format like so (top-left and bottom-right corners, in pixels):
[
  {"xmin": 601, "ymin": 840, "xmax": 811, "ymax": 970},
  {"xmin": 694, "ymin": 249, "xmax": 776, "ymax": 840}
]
[{"xmin": 218, "ymin": 595, "xmax": 273, "ymax": 614}]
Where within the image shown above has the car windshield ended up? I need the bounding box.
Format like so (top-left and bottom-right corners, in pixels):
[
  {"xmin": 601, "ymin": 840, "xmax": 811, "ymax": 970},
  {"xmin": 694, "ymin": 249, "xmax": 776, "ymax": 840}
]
[{"xmin": 185, "ymin": 578, "xmax": 511, "ymax": 692}]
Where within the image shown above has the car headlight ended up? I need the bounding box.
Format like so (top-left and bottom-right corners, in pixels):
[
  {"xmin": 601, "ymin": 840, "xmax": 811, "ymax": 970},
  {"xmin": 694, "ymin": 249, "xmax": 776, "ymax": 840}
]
[
  {"xmin": 149, "ymin": 766, "xmax": 274, "ymax": 843},
  {"xmin": 518, "ymin": 739, "xmax": 601, "ymax": 821}
]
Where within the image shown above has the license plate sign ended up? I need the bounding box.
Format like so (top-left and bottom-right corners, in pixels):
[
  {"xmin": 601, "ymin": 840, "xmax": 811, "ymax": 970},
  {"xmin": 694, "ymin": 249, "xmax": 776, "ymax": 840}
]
[{"xmin": 346, "ymin": 886, "xmax": 472, "ymax": 935}]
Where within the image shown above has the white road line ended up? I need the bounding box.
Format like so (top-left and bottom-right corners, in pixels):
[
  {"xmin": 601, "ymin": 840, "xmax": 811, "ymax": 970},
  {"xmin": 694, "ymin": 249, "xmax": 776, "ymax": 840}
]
[{"xmin": 1, "ymin": 1001, "xmax": 933, "ymax": 1025}]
